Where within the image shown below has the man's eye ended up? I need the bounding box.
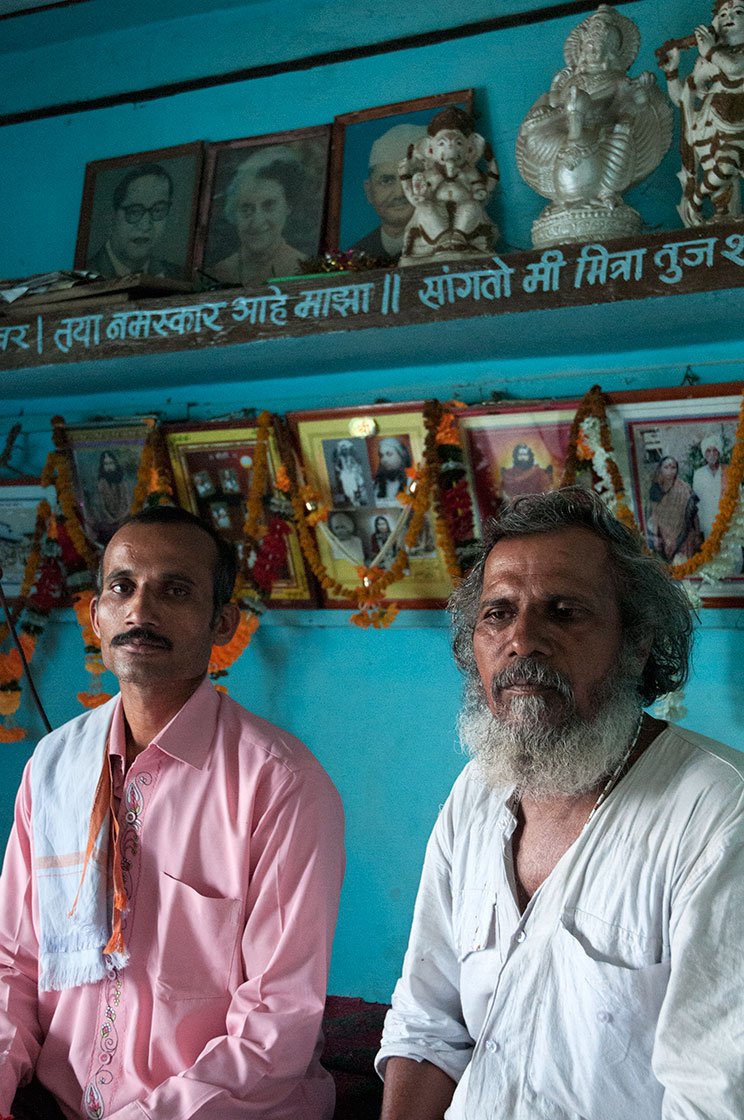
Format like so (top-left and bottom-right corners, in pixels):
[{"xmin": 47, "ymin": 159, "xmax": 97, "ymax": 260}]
[
  {"xmin": 167, "ymin": 585, "xmax": 190, "ymax": 597},
  {"xmin": 110, "ymin": 582, "xmax": 132, "ymax": 594}
]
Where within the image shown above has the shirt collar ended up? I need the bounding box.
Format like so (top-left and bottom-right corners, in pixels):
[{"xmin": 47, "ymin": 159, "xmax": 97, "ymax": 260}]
[{"xmin": 109, "ymin": 677, "xmax": 220, "ymax": 770}]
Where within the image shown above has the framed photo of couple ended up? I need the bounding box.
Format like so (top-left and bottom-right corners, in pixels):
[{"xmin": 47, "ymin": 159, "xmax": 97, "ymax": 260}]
[
  {"xmin": 605, "ymin": 384, "xmax": 744, "ymax": 606},
  {"xmin": 287, "ymin": 402, "xmax": 454, "ymax": 608},
  {"xmin": 162, "ymin": 420, "xmax": 316, "ymax": 608}
]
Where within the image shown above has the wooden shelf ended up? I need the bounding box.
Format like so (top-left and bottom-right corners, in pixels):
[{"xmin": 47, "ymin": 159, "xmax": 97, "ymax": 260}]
[{"xmin": 2, "ymin": 222, "xmax": 744, "ymax": 397}]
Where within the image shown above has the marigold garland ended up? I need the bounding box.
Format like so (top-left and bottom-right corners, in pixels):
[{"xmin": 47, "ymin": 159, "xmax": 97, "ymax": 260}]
[
  {"xmin": 423, "ymin": 399, "xmax": 479, "ymax": 580},
  {"xmin": 131, "ymin": 420, "xmax": 175, "ymax": 512},
  {"xmin": 560, "ymin": 386, "xmax": 641, "ymax": 532}
]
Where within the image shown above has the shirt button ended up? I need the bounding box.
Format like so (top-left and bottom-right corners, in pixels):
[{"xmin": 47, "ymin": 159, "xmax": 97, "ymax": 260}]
[
  {"xmin": 515, "ymin": 930, "xmax": 526, "ymax": 943},
  {"xmin": 485, "ymin": 1039, "xmax": 500, "ymax": 1054},
  {"xmin": 596, "ymin": 1010, "xmax": 613, "ymax": 1024}
]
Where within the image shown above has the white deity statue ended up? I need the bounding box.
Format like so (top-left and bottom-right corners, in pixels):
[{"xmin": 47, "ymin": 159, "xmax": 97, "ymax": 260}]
[
  {"xmin": 516, "ymin": 5, "xmax": 673, "ymax": 248},
  {"xmin": 657, "ymin": 0, "xmax": 744, "ymax": 226},
  {"xmin": 397, "ymin": 106, "xmax": 499, "ymax": 267}
]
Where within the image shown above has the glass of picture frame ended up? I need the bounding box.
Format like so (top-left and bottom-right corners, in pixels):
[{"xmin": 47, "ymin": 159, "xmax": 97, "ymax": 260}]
[
  {"xmin": 63, "ymin": 421, "xmax": 153, "ymax": 549},
  {"xmin": 287, "ymin": 401, "xmax": 454, "ymax": 608},
  {"xmin": 0, "ymin": 480, "xmax": 56, "ymax": 600},
  {"xmin": 457, "ymin": 401, "xmax": 581, "ymax": 533},
  {"xmin": 163, "ymin": 419, "xmax": 316, "ymax": 608}
]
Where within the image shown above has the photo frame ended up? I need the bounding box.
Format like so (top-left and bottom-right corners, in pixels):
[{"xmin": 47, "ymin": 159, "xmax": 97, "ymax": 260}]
[
  {"xmin": 163, "ymin": 420, "xmax": 316, "ymax": 608},
  {"xmin": 328, "ymin": 90, "xmax": 474, "ymax": 261},
  {"xmin": 74, "ymin": 142, "xmax": 205, "ymax": 283},
  {"xmin": 457, "ymin": 402, "xmax": 581, "ymax": 532},
  {"xmin": 64, "ymin": 421, "xmax": 152, "ymax": 549},
  {"xmin": 606, "ymin": 384, "xmax": 744, "ymax": 605},
  {"xmin": 194, "ymin": 126, "xmax": 332, "ymax": 288},
  {"xmin": 288, "ymin": 402, "xmax": 454, "ymax": 608},
  {"xmin": 0, "ymin": 480, "xmax": 57, "ymax": 600}
]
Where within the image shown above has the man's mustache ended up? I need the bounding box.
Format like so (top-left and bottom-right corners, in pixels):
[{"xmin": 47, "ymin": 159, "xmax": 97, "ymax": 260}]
[
  {"xmin": 111, "ymin": 627, "xmax": 173, "ymax": 650},
  {"xmin": 490, "ymin": 658, "xmax": 573, "ymax": 701}
]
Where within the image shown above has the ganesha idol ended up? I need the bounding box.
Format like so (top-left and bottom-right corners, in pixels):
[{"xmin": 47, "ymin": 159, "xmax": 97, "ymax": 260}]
[
  {"xmin": 397, "ymin": 106, "xmax": 500, "ymax": 267},
  {"xmin": 516, "ymin": 5, "xmax": 673, "ymax": 248}
]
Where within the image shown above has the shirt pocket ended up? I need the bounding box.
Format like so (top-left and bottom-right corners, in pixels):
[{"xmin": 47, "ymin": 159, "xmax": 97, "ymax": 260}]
[
  {"xmin": 455, "ymin": 888, "xmax": 501, "ymax": 1039},
  {"xmin": 154, "ymin": 872, "xmax": 242, "ymax": 999},
  {"xmin": 527, "ymin": 918, "xmax": 669, "ymax": 1120}
]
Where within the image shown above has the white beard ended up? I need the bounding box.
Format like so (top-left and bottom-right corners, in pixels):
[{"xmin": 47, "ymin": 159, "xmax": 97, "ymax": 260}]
[{"xmin": 457, "ymin": 656, "xmax": 643, "ymax": 799}]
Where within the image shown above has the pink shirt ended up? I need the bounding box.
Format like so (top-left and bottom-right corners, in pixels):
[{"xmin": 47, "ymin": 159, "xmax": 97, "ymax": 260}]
[{"xmin": 0, "ymin": 678, "xmax": 345, "ymax": 1119}]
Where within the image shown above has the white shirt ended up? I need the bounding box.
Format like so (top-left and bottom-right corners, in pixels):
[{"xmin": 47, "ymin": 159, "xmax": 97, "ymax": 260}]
[
  {"xmin": 692, "ymin": 464, "xmax": 723, "ymax": 537},
  {"xmin": 376, "ymin": 725, "xmax": 744, "ymax": 1119}
]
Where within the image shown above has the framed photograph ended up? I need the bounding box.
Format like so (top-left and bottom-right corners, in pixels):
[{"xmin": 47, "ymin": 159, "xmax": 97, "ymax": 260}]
[
  {"xmin": 163, "ymin": 421, "xmax": 316, "ymax": 608},
  {"xmin": 606, "ymin": 384, "xmax": 744, "ymax": 604},
  {"xmin": 458, "ymin": 402, "xmax": 581, "ymax": 532},
  {"xmin": 0, "ymin": 480, "xmax": 57, "ymax": 600},
  {"xmin": 287, "ymin": 402, "xmax": 454, "ymax": 608},
  {"xmin": 328, "ymin": 90, "xmax": 474, "ymax": 262},
  {"xmin": 74, "ymin": 142, "xmax": 204, "ymax": 282},
  {"xmin": 64, "ymin": 421, "xmax": 152, "ymax": 549},
  {"xmin": 194, "ymin": 126, "xmax": 332, "ymax": 288}
]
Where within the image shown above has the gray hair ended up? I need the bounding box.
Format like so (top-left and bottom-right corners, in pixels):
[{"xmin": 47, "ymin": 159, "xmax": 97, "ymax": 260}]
[{"xmin": 449, "ymin": 487, "xmax": 694, "ymax": 704}]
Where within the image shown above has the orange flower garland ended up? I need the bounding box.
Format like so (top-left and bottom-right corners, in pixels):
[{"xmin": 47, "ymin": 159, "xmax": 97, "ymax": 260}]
[
  {"xmin": 131, "ymin": 420, "xmax": 174, "ymax": 512},
  {"xmin": 560, "ymin": 386, "xmax": 639, "ymax": 533}
]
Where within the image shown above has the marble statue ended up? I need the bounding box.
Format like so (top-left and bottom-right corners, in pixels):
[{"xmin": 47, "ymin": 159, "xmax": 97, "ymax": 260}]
[
  {"xmin": 657, "ymin": 0, "xmax": 744, "ymax": 226},
  {"xmin": 397, "ymin": 106, "xmax": 499, "ymax": 267},
  {"xmin": 516, "ymin": 5, "xmax": 673, "ymax": 248}
]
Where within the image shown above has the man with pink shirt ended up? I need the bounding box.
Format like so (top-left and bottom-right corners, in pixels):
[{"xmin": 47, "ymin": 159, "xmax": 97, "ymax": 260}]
[{"xmin": 0, "ymin": 506, "xmax": 345, "ymax": 1120}]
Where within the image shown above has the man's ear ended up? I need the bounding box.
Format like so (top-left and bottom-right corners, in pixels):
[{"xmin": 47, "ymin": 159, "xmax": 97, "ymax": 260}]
[
  {"xmin": 90, "ymin": 595, "xmax": 101, "ymax": 640},
  {"xmin": 363, "ymin": 178, "xmax": 373, "ymax": 206},
  {"xmin": 212, "ymin": 601, "xmax": 240, "ymax": 647}
]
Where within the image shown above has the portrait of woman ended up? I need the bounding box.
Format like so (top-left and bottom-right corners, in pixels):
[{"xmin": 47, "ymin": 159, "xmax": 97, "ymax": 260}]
[
  {"xmin": 368, "ymin": 513, "xmax": 398, "ymax": 568},
  {"xmin": 199, "ymin": 129, "xmax": 331, "ymax": 288},
  {"xmin": 645, "ymin": 456, "xmax": 701, "ymax": 563}
]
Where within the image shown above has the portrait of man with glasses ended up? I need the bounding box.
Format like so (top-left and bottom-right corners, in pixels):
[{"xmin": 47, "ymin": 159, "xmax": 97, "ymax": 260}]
[
  {"xmin": 76, "ymin": 143, "xmax": 203, "ymax": 283},
  {"xmin": 88, "ymin": 163, "xmax": 181, "ymax": 279}
]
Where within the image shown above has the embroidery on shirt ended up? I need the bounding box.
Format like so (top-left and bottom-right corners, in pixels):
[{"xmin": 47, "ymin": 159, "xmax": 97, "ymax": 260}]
[
  {"xmin": 83, "ymin": 769, "xmax": 154, "ymax": 1119},
  {"xmin": 83, "ymin": 968, "xmax": 122, "ymax": 1120}
]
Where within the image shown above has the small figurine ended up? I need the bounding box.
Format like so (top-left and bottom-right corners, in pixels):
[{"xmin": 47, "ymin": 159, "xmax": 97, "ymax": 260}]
[
  {"xmin": 397, "ymin": 106, "xmax": 499, "ymax": 267},
  {"xmin": 657, "ymin": 0, "xmax": 744, "ymax": 226},
  {"xmin": 516, "ymin": 5, "xmax": 673, "ymax": 248}
]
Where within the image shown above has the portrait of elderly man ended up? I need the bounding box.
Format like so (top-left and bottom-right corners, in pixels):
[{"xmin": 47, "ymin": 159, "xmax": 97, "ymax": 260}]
[
  {"xmin": 692, "ymin": 432, "xmax": 728, "ymax": 538},
  {"xmin": 351, "ymin": 123, "xmax": 427, "ymax": 262},
  {"xmin": 0, "ymin": 505, "xmax": 344, "ymax": 1119},
  {"xmin": 377, "ymin": 487, "xmax": 744, "ymax": 1119},
  {"xmin": 373, "ymin": 436, "xmax": 412, "ymax": 504},
  {"xmin": 88, "ymin": 163, "xmax": 182, "ymax": 280}
]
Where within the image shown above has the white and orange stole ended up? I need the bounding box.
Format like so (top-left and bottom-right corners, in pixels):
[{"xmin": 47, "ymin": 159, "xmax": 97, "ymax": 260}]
[{"xmin": 30, "ymin": 696, "xmax": 128, "ymax": 991}]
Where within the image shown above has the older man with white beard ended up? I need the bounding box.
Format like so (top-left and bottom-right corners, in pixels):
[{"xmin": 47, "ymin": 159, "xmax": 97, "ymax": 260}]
[{"xmin": 376, "ymin": 488, "xmax": 744, "ymax": 1120}]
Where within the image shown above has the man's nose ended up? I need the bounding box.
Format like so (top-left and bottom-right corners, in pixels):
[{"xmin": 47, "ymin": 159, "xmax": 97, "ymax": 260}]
[
  {"xmin": 507, "ymin": 608, "xmax": 551, "ymax": 658},
  {"xmin": 125, "ymin": 585, "xmax": 160, "ymax": 624}
]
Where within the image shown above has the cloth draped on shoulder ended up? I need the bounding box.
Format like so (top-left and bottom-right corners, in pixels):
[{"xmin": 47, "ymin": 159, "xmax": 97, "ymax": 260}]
[{"xmin": 30, "ymin": 695, "xmax": 128, "ymax": 992}]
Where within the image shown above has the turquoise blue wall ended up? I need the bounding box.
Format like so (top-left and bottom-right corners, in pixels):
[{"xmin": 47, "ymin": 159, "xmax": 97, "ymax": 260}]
[{"xmin": 2, "ymin": 0, "xmax": 744, "ymax": 1002}]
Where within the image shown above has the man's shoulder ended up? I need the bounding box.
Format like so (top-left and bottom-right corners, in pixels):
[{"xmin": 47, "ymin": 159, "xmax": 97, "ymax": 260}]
[
  {"xmin": 33, "ymin": 695, "xmax": 119, "ymax": 760},
  {"xmin": 350, "ymin": 227, "xmax": 385, "ymax": 255},
  {"xmin": 659, "ymin": 723, "xmax": 744, "ymax": 784},
  {"xmin": 214, "ymin": 690, "xmax": 335, "ymax": 783}
]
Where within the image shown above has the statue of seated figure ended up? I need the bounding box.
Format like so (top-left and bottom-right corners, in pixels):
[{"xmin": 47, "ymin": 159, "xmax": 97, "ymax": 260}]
[
  {"xmin": 398, "ymin": 106, "xmax": 499, "ymax": 267},
  {"xmin": 516, "ymin": 4, "xmax": 673, "ymax": 247}
]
